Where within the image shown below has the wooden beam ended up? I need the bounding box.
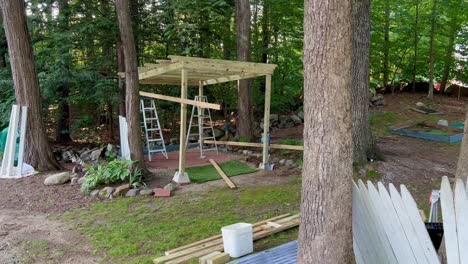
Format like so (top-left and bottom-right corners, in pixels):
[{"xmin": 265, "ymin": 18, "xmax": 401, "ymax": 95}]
[
  {"xmin": 140, "ymin": 78, "xmax": 200, "ymax": 86},
  {"xmin": 204, "ymin": 140, "xmax": 304, "ymax": 151},
  {"xmin": 209, "ymin": 159, "xmax": 237, "ymax": 189},
  {"xmin": 179, "ymin": 69, "xmax": 188, "ymax": 175},
  {"xmin": 202, "ymin": 72, "xmax": 261, "ymax": 85},
  {"xmin": 206, "ymin": 253, "xmax": 230, "ymax": 264},
  {"xmin": 139, "ymin": 92, "xmax": 221, "ymax": 110},
  {"xmin": 139, "ymin": 62, "xmax": 184, "ymax": 80},
  {"xmin": 262, "ymin": 75, "xmax": 272, "ymax": 165}
]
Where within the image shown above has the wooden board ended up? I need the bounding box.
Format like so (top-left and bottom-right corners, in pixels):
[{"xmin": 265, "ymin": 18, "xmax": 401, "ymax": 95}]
[
  {"xmin": 440, "ymin": 176, "xmax": 459, "ymax": 264},
  {"xmin": 204, "ymin": 140, "xmax": 304, "ymax": 151},
  {"xmin": 140, "ymin": 91, "xmax": 221, "ymax": 110},
  {"xmin": 209, "ymin": 159, "xmax": 237, "ymax": 189},
  {"xmin": 206, "ymin": 252, "xmax": 230, "ymax": 264}
]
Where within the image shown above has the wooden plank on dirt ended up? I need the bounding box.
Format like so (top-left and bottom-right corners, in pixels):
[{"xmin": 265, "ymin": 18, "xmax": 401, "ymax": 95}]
[
  {"xmin": 164, "ymin": 214, "xmax": 290, "ymax": 255},
  {"xmin": 139, "ymin": 91, "xmax": 221, "ymax": 110},
  {"xmin": 209, "ymin": 159, "xmax": 237, "ymax": 189},
  {"xmin": 206, "ymin": 252, "xmax": 230, "ymax": 264},
  {"xmin": 199, "ymin": 251, "xmax": 221, "ymax": 264},
  {"xmin": 440, "ymin": 176, "xmax": 459, "ymax": 264},
  {"xmin": 420, "ymin": 121, "xmax": 463, "ymax": 133}
]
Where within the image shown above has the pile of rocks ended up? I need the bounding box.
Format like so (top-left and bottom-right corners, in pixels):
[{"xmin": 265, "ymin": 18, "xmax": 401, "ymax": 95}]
[
  {"xmin": 370, "ymin": 94, "xmax": 385, "ymax": 107},
  {"xmin": 254, "ymin": 111, "xmax": 304, "ymax": 135},
  {"xmin": 56, "ymin": 144, "xmax": 119, "ymax": 164},
  {"xmin": 89, "ymin": 182, "xmax": 178, "ymax": 199}
]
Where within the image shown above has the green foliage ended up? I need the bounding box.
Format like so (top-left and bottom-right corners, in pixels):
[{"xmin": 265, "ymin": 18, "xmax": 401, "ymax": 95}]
[
  {"xmin": 186, "ymin": 160, "xmax": 257, "ymax": 183},
  {"xmin": 81, "ymin": 159, "xmax": 142, "ymax": 194},
  {"xmin": 63, "ymin": 178, "xmax": 301, "ymax": 263},
  {"xmin": 276, "ymin": 138, "xmax": 303, "ymax": 146}
]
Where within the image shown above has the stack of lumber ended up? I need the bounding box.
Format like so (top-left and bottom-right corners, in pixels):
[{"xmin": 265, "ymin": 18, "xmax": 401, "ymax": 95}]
[
  {"xmin": 440, "ymin": 176, "xmax": 468, "ymax": 264},
  {"xmin": 353, "ymin": 180, "xmax": 440, "ymax": 264},
  {"xmin": 153, "ymin": 213, "xmax": 300, "ymax": 264}
]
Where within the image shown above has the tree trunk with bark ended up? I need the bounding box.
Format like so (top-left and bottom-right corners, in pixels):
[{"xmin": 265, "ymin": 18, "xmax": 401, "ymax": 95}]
[
  {"xmin": 0, "ymin": 0, "xmax": 60, "ymax": 171},
  {"xmin": 439, "ymin": 22, "xmax": 457, "ymax": 93},
  {"xmin": 55, "ymin": 0, "xmax": 72, "ymax": 143},
  {"xmin": 117, "ymin": 37, "xmax": 126, "ymax": 117},
  {"xmin": 116, "ymin": 0, "xmax": 145, "ymax": 168},
  {"xmin": 427, "ymin": 0, "xmax": 437, "ymax": 100},
  {"xmin": 383, "ymin": 0, "xmax": 390, "ymax": 89},
  {"xmin": 352, "ymin": 0, "xmax": 375, "ymax": 163},
  {"xmin": 298, "ymin": 0, "xmax": 353, "ymax": 263},
  {"xmin": 235, "ymin": 0, "xmax": 253, "ymax": 141},
  {"xmin": 412, "ymin": 0, "xmax": 420, "ymax": 93},
  {"xmin": 456, "ymin": 107, "xmax": 468, "ymax": 181}
]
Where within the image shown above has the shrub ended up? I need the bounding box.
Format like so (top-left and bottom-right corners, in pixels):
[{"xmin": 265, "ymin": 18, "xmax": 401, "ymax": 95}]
[{"xmin": 81, "ymin": 159, "xmax": 143, "ymax": 194}]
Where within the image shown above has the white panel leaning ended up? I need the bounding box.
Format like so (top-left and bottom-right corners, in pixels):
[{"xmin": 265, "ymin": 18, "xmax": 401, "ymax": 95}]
[
  {"xmin": 353, "ymin": 180, "xmax": 440, "ymax": 264},
  {"xmin": 118, "ymin": 116, "xmax": 130, "ymax": 160}
]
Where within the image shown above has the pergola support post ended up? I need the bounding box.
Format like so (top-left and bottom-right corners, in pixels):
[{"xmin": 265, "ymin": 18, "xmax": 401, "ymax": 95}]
[
  {"xmin": 173, "ymin": 69, "xmax": 191, "ymax": 183},
  {"xmin": 260, "ymin": 75, "xmax": 273, "ymax": 170},
  {"xmin": 198, "ymin": 81, "xmax": 204, "ymax": 153}
]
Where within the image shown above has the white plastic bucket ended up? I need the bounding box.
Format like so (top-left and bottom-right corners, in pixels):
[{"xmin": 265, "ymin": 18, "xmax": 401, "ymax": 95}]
[{"xmin": 221, "ymin": 222, "xmax": 253, "ymax": 258}]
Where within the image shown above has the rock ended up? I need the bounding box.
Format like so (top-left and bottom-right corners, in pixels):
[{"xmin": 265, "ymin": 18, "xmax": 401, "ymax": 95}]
[
  {"xmin": 290, "ymin": 115, "xmax": 302, "ymax": 125},
  {"xmin": 106, "ymin": 143, "xmax": 115, "ymax": 152},
  {"xmin": 370, "ymin": 94, "xmax": 385, "ymax": 106},
  {"xmin": 89, "ymin": 148, "xmax": 104, "ymax": 161},
  {"xmin": 271, "ymin": 157, "xmax": 280, "ymax": 163},
  {"xmin": 61, "ymin": 151, "xmax": 74, "ymax": 163},
  {"xmin": 154, "ymin": 188, "xmax": 171, "ymax": 197},
  {"xmin": 285, "ymin": 159, "xmax": 295, "ymax": 168},
  {"xmin": 140, "ymin": 189, "xmax": 154, "ymax": 196},
  {"xmin": 79, "ymin": 149, "xmax": 93, "ymax": 161},
  {"xmin": 437, "ymin": 119, "xmax": 449, "ymax": 126},
  {"xmin": 44, "ymin": 172, "xmax": 71, "ymax": 185},
  {"xmin": 170, "ymin": 138, "xmax": 178, "ymax": 145},
  {"xmin": 99, "ymin": 187, "xmax": 115, "ymax": 198},
  {"xmin": 297, "ymin": 111, "xmax": 304, "ymax": 120},
  {"xmin": 242, "ymin": 150, "xmax": 249, "ymax": 155},
  {"xmin": 70, "ymin": 177, "xmax": 79, "ymax": 185},
  {"xmin": 90, "ymin": 190, "xmax": 100, "ymax": 197},
  {"xmin": 279, "ymin": 159, "xmax": 286, "ymax": 166},
  {"xmin": 164, "ymin": 183, "xmax": 178, "ymax": 192},
  {"xmin": 72, "ymin": 165, "xmax": 82, "ymax": 174},
  {"xmin": 125, "ymin": 189, "xmax": 140, "ymax": 197},
  {"xmin": 114, "ymin": 184, "xmax": 131, "ymax": 196},
  {"xmin": 269, "ymin": 114, "xmax": 279, "ymax": 122},
  {"xmin": 213, "ymin": 127, "xmax": 225, "ymax": 138},
  {"xmin": 77, "ymin": 177, "xmax": 86, "ymax": 185},
  {"xmin": 416, "ymin": 102, "xmax": 425, "ymax": 107}
]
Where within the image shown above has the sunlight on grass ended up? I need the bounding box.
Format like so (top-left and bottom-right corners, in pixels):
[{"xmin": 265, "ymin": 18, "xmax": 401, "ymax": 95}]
[
  {"xmin": 63, "ymin": 177, "xmax": 301, "ymax": 264},
  {"xmin": 186, "ymin": 160, "xmax": 257, "ymax": 183}
]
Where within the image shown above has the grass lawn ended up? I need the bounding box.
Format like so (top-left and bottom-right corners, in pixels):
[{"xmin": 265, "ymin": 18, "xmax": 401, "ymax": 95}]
[
  {"xmin": 185, "ymin": 160, "xmax": 257, "ymax": 183},
  {"xmin": 63, "ymin": 177, "xmax": 301, "ymax": 264}
]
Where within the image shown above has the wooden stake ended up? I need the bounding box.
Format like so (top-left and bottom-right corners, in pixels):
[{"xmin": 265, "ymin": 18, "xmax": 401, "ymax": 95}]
[
  {"xmin": 179, "ymin": 69, "xmax": 188, "ymax": 175},
  {"xmin": 209, "ymin": 159, "xmax": 236, "ymax": 189}
]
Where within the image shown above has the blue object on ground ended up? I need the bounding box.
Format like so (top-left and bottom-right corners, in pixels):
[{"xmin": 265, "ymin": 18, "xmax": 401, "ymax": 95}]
[
  {"xmin": 449, "ymin": 123, "xmax": 464, "ymax": 129},
  {"xmin": 227, "ymin": 240, "xmax": 297, "ymax": 264},
  {"xmin": 390, "ymin": 127, "xmax": 463, "ymax": 144}
]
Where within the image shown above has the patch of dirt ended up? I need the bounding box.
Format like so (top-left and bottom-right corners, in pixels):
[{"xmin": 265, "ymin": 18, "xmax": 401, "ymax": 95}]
[{"xmin": 0, "ymin": 209, "xmax": 99, "ymax": 264}]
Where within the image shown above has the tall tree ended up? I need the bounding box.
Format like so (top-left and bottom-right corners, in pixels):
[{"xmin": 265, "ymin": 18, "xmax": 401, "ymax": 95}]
[
  {"xmin": 298, "ymin": 0, "xmax": 353, "ymax": 262},
  {"xmin": 0, "ymin": 0, "xmax": 60, "ymax": 171},
  {"xmin": 116, "ymin": 0, "xmax": 145, "ymax": 168},
  {"xmin": 456, "ymin": 108, "xmax": 468, "ymax": 181},
  {"xmin": 412, "ymin": 0, "xmax": 420, "ymax": 92},
  {"xmin": 352, "ymin": 0, "xmax": 375, "ymax": 163},
  {"xmin": 235, "ymin": 0, "xmax": 254, "ymax": 141},
  {"xmin": 382, "ymin": 0, "xmax": 390, "ymax": 89},
  {"xmin": 427, "ymin": 0, "xmax": 437, "ymax": 99}
]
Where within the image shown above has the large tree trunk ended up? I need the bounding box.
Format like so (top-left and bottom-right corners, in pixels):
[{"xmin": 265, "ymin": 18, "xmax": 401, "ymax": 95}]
[
  {"xmin": 352, "ymin": 0, "xmax": 375, "ymax": 163},
  {"xmin": 117, "ymin": 37, "xmax": 126, "ymax": 117},
  {"xmin": 456, "ymin": 108, "xmax": 468, "ymax": 181},
  {"xmin": 116, "ymin": 0, "xmax": 145, "ymax": 168},
  {"xmin": 235, "ymin": 0, "xmax": 253, "ymax": 141},
  {"xmin": 55, "ymin": 0, "xmax": 72, "ymax": 143},
  {"xmin": 427, "ymin": 0, "xmax": 437, "ymax": 100},
  {"xmin": 412, "ymin": 0, "xmax": 420, "ymax": 93},
  {"xmin": 0, "ymin": 0, "xmax": 60, "ymax": 171},
  {"xmin": 383, "ymin": 0, "xmax": 390, "ymax": 90},
  {"xmin": 439, "ymin": 22, "xmax": 456, "ymax": 93},
  {"xmin": 298, "ymin": 0, "xmax": 353, "ymax": 263}
]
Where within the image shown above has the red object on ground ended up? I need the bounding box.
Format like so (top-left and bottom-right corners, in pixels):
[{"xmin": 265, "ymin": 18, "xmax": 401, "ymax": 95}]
[
  {"xmin": 154, "ymin": 188, "xmax": 171, "ymax": 197},
  {"xmin": 145, "ymin": 150, "xmax": 232, "ymax": 169},
  {"xmin": 435, "ymin": 83, "xmax": 441, "ymax": 91}
]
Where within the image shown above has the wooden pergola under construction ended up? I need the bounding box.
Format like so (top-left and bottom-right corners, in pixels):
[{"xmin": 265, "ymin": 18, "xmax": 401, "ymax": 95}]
[{"xmin": 123, "ymin": 55, "xmax": 278, "ymax": 183}]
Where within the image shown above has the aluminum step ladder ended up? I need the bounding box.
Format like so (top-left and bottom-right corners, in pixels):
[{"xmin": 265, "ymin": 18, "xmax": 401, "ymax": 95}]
[
  {"xmin": 140, "ymin": 98, "xmax": 168, "ymax": 161},
  {"xmin": 186, "ymin": 96, "xmax": 218, "ymax": 158}
]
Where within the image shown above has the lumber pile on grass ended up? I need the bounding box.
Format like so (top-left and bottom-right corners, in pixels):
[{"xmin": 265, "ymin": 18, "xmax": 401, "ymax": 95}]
[{"xmin": 153, "ymin": 213, "xmax": 300, "ymax": 264}]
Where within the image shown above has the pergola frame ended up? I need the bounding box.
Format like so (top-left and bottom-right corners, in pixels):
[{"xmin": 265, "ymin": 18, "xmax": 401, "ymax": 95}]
[{"xmin": 123, "ymin": 55, "xmax": 277, "ymax": 183}]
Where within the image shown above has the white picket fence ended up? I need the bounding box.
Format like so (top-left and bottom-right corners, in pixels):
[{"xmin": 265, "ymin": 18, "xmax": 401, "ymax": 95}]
[
  {"xmin": 0, "ymin": 105, "xmax": 28, "ymax": 178},
  {"xmin": 353, "ymin": 180, "xmax": 440, "ymax": 264}
]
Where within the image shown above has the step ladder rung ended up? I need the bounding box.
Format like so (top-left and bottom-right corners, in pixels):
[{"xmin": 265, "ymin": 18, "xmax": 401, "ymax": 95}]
[
  {"xmin": 146, "ymin": 128, "xmax": 161, "ymax": 132},
  {"xmin": 202, "ymin": 137, "xmax": 216, "ymax": 140},
  {"xmin": 148, "ymin": 138, "xmax": 164, "ymax": 142}
]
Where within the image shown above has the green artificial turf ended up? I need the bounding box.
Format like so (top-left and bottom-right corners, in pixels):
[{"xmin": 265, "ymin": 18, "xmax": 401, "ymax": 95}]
[{"xmin": 186, "ymin": 160, "xmax": 257, "ymax": 183}]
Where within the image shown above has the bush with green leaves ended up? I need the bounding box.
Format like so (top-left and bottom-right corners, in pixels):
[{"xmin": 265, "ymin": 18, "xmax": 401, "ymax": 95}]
[{"xmin": 81, "ymin": 159, "xmax": 143, "ymax": 194}]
